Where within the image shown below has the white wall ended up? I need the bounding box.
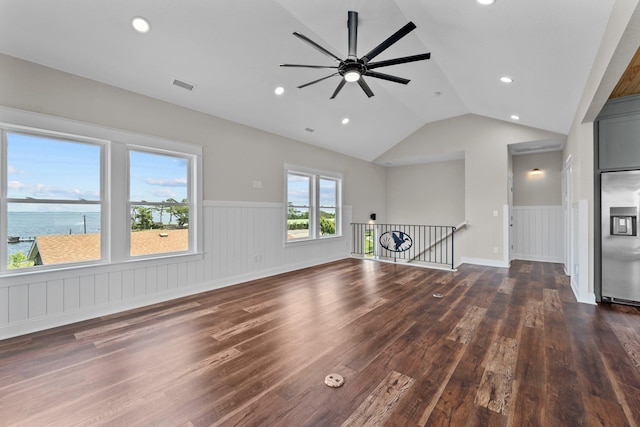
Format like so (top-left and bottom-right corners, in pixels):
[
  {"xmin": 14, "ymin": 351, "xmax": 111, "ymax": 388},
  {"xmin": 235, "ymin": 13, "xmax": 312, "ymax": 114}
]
[
  {"xmin": 385, "ymin": 159, "xmax": 465, "ymax": 226},
  {"xmin": 511, "ymin": 206, "xmax": 563, "ymax": 263},
  {"xmin": 375, "ymin": 114, "xmax": 564, "ymax": 265},
  {"xmin": 0, "ymin": 53, "xmax": 382, "ymax": 338}
]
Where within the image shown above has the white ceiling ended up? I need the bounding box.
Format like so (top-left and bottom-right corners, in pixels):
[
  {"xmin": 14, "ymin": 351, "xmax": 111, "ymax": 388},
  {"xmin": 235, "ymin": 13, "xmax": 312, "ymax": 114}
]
[{"xmin": 0, "ymin": 0, "xmax": 616, "ymax": 162}]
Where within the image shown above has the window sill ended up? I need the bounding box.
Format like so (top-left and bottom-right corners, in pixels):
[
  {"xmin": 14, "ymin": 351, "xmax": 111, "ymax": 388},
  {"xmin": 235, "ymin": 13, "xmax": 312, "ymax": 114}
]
[{"xmin": 284, "ymin": 234, "xmax": 344, "ymax": 247}]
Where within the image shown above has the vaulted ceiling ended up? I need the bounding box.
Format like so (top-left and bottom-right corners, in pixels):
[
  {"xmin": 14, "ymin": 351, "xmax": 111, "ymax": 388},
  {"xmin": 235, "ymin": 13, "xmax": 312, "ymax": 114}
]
[
  {"xmin": 0, "ymin": 0, "xmax": 618, "ymax": 161},
  {"xmin": 610, "ymin": 47, "xmax": 640, "ymax": 99}
]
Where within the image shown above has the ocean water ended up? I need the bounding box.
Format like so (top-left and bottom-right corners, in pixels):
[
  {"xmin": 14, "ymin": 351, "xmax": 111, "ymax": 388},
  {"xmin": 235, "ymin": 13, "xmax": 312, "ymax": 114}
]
[{"xmin": 7, "ymin": 212, "xmax": 101, "ymax": 256}]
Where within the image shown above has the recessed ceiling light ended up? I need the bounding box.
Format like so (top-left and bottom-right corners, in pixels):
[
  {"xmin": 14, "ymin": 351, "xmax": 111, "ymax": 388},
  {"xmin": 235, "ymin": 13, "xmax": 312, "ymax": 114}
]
[
  {"xmin": 342, "ymin": 118, "xmax": 350, "ymax": 125},
  {"xmin": 477, "ymin": 0, "xmax": 496, "ymax": 5},
  {"xmin": 274, "ymin": 86, "xmax": 285, "ymax": 95},
  {"xmin": 132, "ymin": 17, "xmax": 150, "ymax": 33},
  {"xmin": 511, "ymin": 115, "xmax": 520, "ymax": 120},
  {"xmin": 500, "ymin": 76, "xmax": 513, "ymax": 83}
]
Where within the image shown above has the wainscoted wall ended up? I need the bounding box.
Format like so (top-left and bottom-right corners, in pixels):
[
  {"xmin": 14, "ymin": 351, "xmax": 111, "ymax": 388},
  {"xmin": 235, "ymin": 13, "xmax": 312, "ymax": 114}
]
[
  {"xmin": 511, "ymin": 206, "xmax": 564, "ymax": 263},
  {"xmin": 0, "ymin": 201, "xmax": 352, "ymax": 339}
]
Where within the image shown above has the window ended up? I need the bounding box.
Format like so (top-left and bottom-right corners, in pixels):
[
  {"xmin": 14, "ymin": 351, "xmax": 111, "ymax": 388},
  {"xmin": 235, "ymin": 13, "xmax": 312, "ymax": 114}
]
[
  {"xmin": 319, "ymin": 177, "xmax": 339, "ymax": 237},
  {"xmin": 287, "ymin": 173, "xmax": 312, "ymax": 240},
  {"xmin": 286, "ymin": 167, "xmax": 342, "ymax": 241},
  {"xmin": 129, "ymin": 149, "xmax": 190, "ymax": 256},
  {"xmin": 0, "ymin": 110, "xmax": 202, "ymax": 274},
  {"xmin": 3, "ymin": 131, "xmax": 104, "ymax": 269}
]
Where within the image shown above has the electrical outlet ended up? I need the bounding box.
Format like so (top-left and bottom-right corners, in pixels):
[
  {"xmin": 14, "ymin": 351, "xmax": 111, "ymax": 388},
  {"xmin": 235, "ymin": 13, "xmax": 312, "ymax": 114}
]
[
  {"xmin": 493, "ymin": 246, "xmax": 499, "ymax": 253},
  {"xmin": 252, "ymin": 180, "xmax": 262, "ymax": 189}
]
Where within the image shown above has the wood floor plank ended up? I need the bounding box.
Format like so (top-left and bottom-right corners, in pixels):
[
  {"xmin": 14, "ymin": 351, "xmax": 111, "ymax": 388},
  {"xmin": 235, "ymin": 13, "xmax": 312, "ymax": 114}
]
[
  {"xmin": 424, "ymin": 318, "xmax": 501, "ymax": 425},
  {"xmin": 543, "ymin": 288, "xmax": 563, "ymax": 312},
  {"xmin": 611, "ymin": 324, "xmax": 640, "ymax": 368},
  {"xmin": 523, "ymin": 299, "xmax": 544, "ymax": 329},
  {"xmin": 211, "ymin": 310, "xmax": 280, "ymax": 341},
  {"xmin": 340, "ymin": 370, "xmax": 415, "ymax": 427},
  {"xmin": 331, "ymin": 297, "xmax": 388, "ymax": 330},
  {"xmin": 1, "ymin": 258, "xmax": 639, "ymax": 426},
  {"xmin": 474, "ymin": 336, "xmax": 519, "ymax": 415},
  {"xmin": 447, "ymin": 305, "xmax": 487, "ymax": 344},
  {"xmin": 497, "ymin": 277, "xmax": 516, "ymax": 295}
]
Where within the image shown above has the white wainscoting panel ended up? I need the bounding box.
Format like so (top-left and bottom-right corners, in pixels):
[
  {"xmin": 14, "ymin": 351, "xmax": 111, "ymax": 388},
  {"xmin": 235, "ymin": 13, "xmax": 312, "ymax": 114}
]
[
  {"xmin": 0, "ymin": 201, "xmax": 352, "ymax": 339},
  {"xmin": 512, "ymin": 205, "xmax": 564, "ymax": 263}
]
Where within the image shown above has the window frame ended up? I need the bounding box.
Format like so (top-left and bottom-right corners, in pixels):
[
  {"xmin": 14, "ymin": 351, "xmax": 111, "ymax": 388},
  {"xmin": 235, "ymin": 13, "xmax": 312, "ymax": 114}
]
[
  {"xmin": 127, "ymin": 146, "xmax": 194, "ymax": 259},
  {"xmin": 318, "ymin": 176, "xmax": 340, "ymax": 238},
  {"xmin": 0, "ymin": 108, "xmax": 203, "ymax": 276},
  {"xmin": 285, "ymin": 165, "xmax": 342, "ymax": 243},
  {"xmin": 1, "ymin": 127, "xmax": 108, "ymax": 272}
]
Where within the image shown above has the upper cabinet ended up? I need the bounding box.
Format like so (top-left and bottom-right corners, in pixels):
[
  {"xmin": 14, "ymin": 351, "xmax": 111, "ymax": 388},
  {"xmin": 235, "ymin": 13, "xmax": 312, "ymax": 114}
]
[{"xmin": 597, "ymin": 95, "xmax": 640, "ymax": 171}]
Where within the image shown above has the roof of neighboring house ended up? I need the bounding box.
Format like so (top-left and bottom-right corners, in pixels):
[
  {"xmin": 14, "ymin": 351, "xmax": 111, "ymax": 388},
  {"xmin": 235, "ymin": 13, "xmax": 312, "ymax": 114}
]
[
  {"xmin": 130, "ymin": 229, "xmax": 189, "ymax": 256},
  {"xmin": 29, "ymin": 229, "xmax": 189, "ymax": 265}
]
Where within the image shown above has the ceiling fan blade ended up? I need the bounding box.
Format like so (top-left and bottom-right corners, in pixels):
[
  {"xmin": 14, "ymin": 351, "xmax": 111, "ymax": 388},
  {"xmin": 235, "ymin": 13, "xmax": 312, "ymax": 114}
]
[
  {"xmin": 280, "ymin": 64, "xmax": 339, "ymax": 69},
  {"xmin": 293, "ymin": 32, "xmax": 343, "ymax": 63},
  {"xmin": 347, "ymin": 11, "xmax": 358, "ymax": 58},
  {"xmin": 298, "ymin": 73, "xmax": 339, "ymax": 89},
  {"xmin": 358, "ymin": 77, "xmax": 375, "ymax": 98},
  {"xmin": 330, "ymin": 79, "xmax": 347, "ymax": 99},
  {"xmin": 366, "ymin": 53, "xmax": 431, "ymax": 70},
  {"xmin": 364, "ymin": 70, "xmax": 410, "ymax": 85},
  {"xmin": 361, "ymin": 22, "xmax": 417, "ymax": 63}
]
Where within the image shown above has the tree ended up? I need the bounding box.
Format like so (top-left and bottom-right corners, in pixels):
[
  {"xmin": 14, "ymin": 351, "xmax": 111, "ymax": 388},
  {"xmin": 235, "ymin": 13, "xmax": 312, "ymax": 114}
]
[
  {"xmin": 287, "ymin": 202, "xmax": 309, "ymax": 220},
  {"xmin": 167, "ymin": 198, "xmax": 189, "ymax": 228},
  {"xmin": 153, "ymin": 204, "xmax": 165, "ymax": 225},
  {"xmin": 165, "ymin": 198, "xmax": 177, "ymax": 224},
  {"xmin": 131, "ymin": 206, "xmax": 155, "ymax": 230},
  {"xmin": 8, "ymin": 251, "xmax": 31, "ymax": 269},
  {"xmin": 320, "ymin": 217, "xmax": 336, "ymax": 235}
]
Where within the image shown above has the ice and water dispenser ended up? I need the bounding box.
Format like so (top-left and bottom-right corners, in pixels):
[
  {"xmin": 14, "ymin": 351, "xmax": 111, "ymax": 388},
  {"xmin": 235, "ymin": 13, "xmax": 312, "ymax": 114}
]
[{"xmin": 610, "ymin": 207, "xmax": 637, "ymax": 236}]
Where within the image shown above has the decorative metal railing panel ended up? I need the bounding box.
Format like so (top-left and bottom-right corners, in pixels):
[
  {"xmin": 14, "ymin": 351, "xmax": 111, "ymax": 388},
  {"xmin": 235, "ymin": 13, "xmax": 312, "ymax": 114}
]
[{"xmin": 351, "ymin": 223, "xmax": 457, "ymax": 270}]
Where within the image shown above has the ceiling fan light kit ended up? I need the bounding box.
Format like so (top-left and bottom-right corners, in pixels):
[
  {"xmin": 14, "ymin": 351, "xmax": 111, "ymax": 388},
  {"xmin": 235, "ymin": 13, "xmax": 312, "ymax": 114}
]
[{"xmin": 280, "ymin": 11, "xmax": 431, "ymax": 99}]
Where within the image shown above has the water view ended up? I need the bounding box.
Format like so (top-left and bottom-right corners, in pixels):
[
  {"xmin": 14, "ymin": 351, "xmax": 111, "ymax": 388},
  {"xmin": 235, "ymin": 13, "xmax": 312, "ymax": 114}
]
[{"xmin": 7, "ymin": 212, "xmax": 101, "ymax": 256}]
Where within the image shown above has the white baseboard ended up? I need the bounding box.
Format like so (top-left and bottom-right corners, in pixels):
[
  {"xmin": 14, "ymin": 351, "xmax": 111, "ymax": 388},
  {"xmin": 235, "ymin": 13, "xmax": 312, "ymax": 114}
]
[
  {"xmin": 459, "ymin": 257, "xmax": 510, "ymax": 268},
  {"xmin": 571, "ymin": 276, "xmax": 597, "ymax": 305},
  {"xmin": 511, "ymin": 254, "xmax": 564, "ymax": 264}
]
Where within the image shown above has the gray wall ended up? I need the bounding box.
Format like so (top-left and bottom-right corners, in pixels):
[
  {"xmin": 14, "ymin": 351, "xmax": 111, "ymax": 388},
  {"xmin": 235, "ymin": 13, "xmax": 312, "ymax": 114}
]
[
  {"xmin": 386, "ymin": 159, "xmax": 465, "ymax": 226},
  {"xmin": 376, "ymin": 114, "xmax": 565, "ymax": 264},
  {"xmin": 512, "ymin": 151, "xmax": 563, "ymax": 206},
  {"xmin": 0, "ymin": 53, "xmax": 387, "ymax": 223}
]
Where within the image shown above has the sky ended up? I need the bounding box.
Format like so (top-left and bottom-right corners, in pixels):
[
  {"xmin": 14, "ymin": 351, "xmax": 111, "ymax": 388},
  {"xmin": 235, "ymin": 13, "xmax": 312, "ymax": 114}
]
[
  {"xmin": 6, "ymin": 132, "xmax": 188, "ymax": 211},
  {"xmin": 287, "ymin": 173, "xmax": 337, "ymax": 207}
]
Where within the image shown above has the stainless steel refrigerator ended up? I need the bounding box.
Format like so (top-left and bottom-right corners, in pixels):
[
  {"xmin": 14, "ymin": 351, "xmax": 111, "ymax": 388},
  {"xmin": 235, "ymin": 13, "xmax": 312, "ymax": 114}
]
[{"xmin": 601, "ymin": 170, "xmax": 640, "ymax": 304}]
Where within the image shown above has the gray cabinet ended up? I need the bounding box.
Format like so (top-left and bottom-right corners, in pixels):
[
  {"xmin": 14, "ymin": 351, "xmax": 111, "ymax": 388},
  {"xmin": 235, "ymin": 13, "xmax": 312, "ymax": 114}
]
[{"xmin": 599, "ymin": 115, "xmax": 640, "ymax": 169}]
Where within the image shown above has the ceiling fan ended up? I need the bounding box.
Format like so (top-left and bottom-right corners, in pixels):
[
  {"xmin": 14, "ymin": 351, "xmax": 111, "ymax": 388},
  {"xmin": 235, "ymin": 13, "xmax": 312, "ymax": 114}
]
[{"xmin": 280, "ymin": 11, "xmax": 431, "ymax": 99}]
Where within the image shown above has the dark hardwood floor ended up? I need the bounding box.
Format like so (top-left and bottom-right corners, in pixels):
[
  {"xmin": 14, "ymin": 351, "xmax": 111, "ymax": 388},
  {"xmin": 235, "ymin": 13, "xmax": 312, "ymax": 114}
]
[{"xmin": 1, "ymin": 258, "xmax": 640, "ymax": 426}]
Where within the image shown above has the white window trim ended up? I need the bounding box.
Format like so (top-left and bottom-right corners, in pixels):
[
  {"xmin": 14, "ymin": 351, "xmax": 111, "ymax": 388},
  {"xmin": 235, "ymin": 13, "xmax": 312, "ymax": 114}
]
[
  {"xmin": 126, "ymin": 146, "xmax": 195, "ymax": 260},
  {"xmin": 284, "ymin": 164, "xmax": 343, "ymax": 244},
  {"xmin": 0, "ymin": 106, "xmax": 203, "ymax": 275}
]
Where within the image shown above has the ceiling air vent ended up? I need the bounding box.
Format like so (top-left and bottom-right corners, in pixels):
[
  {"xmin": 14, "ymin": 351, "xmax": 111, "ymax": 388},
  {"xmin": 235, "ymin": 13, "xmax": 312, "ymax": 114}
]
[{"xmin": 173, "ymin": 79, "xmax": 195, "ymax": 91}]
